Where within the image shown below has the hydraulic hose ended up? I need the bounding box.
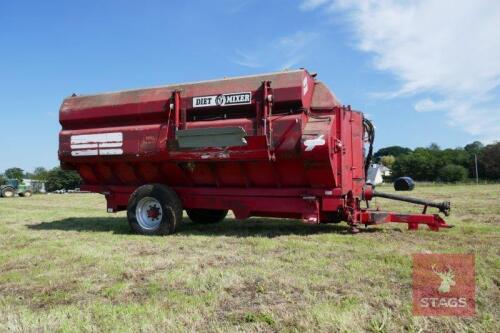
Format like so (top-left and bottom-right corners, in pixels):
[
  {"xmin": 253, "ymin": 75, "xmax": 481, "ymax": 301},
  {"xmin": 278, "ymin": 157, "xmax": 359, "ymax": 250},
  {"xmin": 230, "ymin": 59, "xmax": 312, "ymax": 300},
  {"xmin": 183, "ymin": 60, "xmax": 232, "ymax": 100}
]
[{"xmin": 363, "ymin": 117, "xmax": 375, "ymax": 179}]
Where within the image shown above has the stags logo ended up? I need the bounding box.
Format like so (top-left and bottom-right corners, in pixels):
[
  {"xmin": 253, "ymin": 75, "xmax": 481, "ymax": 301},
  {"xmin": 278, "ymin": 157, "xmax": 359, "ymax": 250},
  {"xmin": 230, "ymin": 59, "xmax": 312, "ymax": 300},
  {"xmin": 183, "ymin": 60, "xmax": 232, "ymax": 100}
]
[
  {"xmin": 433, "ymin": 264, "xmax": 456, "ymax": 293},
  {"xmin": 413, "ymin": 254, "xmax": 475, "ymax": 316}
]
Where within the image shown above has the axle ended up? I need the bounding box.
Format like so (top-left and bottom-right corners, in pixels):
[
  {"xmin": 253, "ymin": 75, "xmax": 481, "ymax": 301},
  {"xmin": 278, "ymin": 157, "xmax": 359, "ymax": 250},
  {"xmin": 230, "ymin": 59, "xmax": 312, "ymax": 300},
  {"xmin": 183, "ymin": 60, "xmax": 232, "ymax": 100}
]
[{"xmin": 373, "ymin": 190, "xmax": 451, "ymax": 216}]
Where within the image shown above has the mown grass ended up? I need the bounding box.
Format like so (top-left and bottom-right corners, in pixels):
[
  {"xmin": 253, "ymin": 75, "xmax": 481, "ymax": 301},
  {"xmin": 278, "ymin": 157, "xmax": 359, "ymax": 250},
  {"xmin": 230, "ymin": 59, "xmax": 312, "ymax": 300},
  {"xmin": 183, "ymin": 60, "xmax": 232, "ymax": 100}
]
[{"xmin": 0, "ymin": 184, "xmax": 498, "ymax": 332}]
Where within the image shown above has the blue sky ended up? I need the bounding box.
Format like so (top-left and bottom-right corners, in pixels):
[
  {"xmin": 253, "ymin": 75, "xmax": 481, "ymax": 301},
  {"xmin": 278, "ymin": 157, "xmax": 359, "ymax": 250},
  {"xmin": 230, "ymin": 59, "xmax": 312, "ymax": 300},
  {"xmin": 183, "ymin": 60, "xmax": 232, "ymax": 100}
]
[{"xmin": 1, "ymin": 0, "xmax": 499, "ymax": 172}]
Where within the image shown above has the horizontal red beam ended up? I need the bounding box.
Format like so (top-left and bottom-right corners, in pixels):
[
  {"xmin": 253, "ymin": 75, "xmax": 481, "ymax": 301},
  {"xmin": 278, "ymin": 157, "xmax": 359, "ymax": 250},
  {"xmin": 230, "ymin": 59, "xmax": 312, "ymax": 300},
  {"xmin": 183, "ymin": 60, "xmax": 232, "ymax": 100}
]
[
  {"xmin": 359, "ymin": 211, "xmax": 452, "ymax": 231},
  {"xmin": 81, "ymin": 184, "xmax": 342, "ymax": 198}
]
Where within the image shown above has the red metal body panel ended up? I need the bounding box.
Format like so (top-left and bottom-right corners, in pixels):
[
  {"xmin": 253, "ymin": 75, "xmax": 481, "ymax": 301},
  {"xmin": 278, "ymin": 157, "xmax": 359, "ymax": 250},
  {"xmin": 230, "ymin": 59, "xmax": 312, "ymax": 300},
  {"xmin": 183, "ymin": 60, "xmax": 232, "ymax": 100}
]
[{"xmin": 59, "ymin": 69, "xmax": 450, "ymax": 231}]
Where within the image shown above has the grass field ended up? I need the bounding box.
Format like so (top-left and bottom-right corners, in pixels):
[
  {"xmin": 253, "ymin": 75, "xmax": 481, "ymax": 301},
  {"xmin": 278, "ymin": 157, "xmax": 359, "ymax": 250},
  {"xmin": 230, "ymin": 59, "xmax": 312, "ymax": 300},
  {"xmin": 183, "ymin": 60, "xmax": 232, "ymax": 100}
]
[{"xmin": 0, "ymin": 184, "xmax": 498, "ymax": 332}]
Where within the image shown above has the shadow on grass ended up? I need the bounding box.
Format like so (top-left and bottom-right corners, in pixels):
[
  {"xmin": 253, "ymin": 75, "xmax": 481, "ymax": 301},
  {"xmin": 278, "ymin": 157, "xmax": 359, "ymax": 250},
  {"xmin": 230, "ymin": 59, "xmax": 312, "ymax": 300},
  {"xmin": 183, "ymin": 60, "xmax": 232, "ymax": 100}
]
[
  {"xmin": 177, "ymin": 218, "xmax": 354, "ymax": 237},
  {"xmin": 26, "ymin": 216, "xmax": 376, "ymax": 237},
  {"xmin": 27, "ymin": 217, "xmax": 131, "ymax": 235}
]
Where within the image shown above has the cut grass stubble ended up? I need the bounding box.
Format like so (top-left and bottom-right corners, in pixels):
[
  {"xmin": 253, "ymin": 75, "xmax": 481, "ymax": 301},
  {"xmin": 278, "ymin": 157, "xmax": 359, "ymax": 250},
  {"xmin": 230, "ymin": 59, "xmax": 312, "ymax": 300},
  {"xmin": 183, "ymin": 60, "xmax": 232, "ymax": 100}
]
[{"xmin": 0, "ymin": 184, "xmax": 499, "ymax": 332}]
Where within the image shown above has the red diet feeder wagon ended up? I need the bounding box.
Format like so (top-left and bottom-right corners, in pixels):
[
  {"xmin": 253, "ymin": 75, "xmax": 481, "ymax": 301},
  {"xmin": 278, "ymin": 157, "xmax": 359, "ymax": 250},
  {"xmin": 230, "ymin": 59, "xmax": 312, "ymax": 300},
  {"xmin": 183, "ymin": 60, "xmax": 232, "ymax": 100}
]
[{"xmin": 58, "ymin": 69, "xmax": 451, "ymax": 235}]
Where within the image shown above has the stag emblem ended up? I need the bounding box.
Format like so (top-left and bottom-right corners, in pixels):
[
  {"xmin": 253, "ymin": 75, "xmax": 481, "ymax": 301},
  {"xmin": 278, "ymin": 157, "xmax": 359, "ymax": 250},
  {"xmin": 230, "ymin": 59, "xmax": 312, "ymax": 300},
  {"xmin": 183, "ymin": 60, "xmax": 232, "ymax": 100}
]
[{"xmin": 432, "ymin": 264, "xmax": 456, "ymax": 293}]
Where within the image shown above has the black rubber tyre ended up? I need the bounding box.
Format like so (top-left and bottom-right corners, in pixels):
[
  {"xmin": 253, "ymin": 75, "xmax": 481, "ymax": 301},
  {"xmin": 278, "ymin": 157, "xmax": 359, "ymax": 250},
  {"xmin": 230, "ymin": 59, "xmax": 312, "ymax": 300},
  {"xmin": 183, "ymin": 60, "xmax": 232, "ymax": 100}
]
[
  {"xmin": 20, "ymin": 190, "xmax": 33, "ymax": 198},
  {"xmin": 186, "ymin": 208, "xmax": 228, "ymax": 224},
  {"xmin": 127, "ymin": 184, "xmax": 182, "ymax": 236},
  {"xmin": 1, "ymin": 187, "xmax": 15, "ymax": 198}
]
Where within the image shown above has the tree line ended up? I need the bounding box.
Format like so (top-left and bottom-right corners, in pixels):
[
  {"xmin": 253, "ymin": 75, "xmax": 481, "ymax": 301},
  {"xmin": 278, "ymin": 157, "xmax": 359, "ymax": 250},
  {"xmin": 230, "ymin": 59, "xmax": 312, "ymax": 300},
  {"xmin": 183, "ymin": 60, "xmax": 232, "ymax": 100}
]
[
  {"xmin": 374, "ymin": 141, "xmax": 500, "ymax": 182},
  {"xmin": 0, "ymin": 167, "xmax": 81, "ymax": 192}
]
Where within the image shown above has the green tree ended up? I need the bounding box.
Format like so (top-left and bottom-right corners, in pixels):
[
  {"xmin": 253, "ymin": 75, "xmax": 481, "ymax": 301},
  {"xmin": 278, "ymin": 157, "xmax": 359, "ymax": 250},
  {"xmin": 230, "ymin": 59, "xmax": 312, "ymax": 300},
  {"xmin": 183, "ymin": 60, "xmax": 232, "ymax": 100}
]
[
  {"xmin": 438, "ymin": 164, "xmax": 468, "ymax": 182},
  {"xmin": 428, "ymin": 143, "xmax": 441, "ymax": 151},
  {"xmin": 464, "ymin": 141, "xmax": 485, "ymax": 179},
  {"xmin": 374, "ymin": 146, "xmax": 412, "ymax": 161},
  {"xmin": 392, "ymin": 148, "xmax": 439, "ymax": 181},
  {"xmin": 479, "ymin": 142, "xmax": 500, "ymax": 180},
  {"xmin": 464, "ymin": 141, "xmax": 484, "ymax": 155},
  {"xmin": 0, "ymin": 174, "xmax": 5, "ymax": 185},
  {"xmin": 380, "ymin": 155, "xmax": 396, "ymax": 169},
  {"xmin": 381, "ymin": 141, "xmax": 500, "ymax": 182},
  {"xmin": 32, "ymin": 167, "xmax": 49, "ymax": 181},
  {"xmin": 436, "ymin": 148, "xmax": 470, "ymax": 176},
  {"xmin": 46, "ymin": 167, "xmax": 81, "ymax": 192},
  {"xmin": 4, "ymin": 167, "xmax": 24, "ymax": 181}
]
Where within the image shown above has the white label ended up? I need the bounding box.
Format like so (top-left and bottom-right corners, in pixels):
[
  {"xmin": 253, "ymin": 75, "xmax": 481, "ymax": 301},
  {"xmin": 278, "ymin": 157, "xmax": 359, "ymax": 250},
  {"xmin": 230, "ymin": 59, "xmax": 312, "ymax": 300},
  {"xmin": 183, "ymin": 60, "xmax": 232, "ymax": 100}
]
[
  {"xmin": 304, "ymin": 134, "xmax": 325, "ymax": 152},
  {"xmin": 71, "ymin": 149, "xmax": 99, "ymax": 156},
  {"xmin": 193, "ymin": 92, "xmax": 251, "ymax": 108},
  {"xmin": 71, "ymin": 132, "xmax": 123, "ymax": 156},
  {"xmin": 99, "ymin": 148, "xmax": 123, "ymax": 156}
]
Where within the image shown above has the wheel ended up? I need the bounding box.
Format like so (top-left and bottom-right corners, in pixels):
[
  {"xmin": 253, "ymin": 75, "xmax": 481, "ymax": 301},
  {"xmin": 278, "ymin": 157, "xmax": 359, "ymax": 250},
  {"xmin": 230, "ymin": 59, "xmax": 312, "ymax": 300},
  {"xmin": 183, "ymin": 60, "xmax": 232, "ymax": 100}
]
[
  {"xmin": 186, "ymin": 208, "xmax": 228, "ymax": 224},
  {"xmin": 127, "ymin": 184, "xmax": 182, "ymax": 236},
  {"xmin": 22, "ymin": 190, "xmax": 32, "ymax": 198},
  {"xmin": 1, "ymin": 187, "xmax": 15, "ymax": 198}
]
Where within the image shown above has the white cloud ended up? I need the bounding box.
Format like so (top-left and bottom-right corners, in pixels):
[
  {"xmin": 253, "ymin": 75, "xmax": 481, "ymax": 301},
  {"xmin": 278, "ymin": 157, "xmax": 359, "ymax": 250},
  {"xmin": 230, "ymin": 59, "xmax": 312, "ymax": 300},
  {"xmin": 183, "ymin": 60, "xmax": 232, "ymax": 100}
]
[
  {"xmin": 230, "ymin": 49, "xmax": 262, "ymax": 68},
  {"xmin": 230, "ymin": 31, "xmax": 318, "ymax": 70},
  {"xmin": 414, "ymin": 98, "xmax": 453, "ymax": 113},
  {"xmin": 300, "ymin": 0, "xmax": 331, "ymax": 11},
  {"xmin": 224, "ymin": 0, "xmax": 253, "ymax": 14},
  {"xmin": 276, "ymin": 31, "xmax": 318, "ymax": 69},
  {"xmin": 301, "ymin": 0, "xmax": 500, "ymax": 142}
]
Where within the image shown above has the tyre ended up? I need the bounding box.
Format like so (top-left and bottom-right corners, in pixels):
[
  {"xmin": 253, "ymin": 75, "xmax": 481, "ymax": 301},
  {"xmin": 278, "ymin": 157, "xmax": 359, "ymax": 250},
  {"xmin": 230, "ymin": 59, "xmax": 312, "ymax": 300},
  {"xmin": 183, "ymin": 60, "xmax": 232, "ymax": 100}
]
[
  {"xmin": 22, "ymin": 190, "xmax": 33, "ymax": 198},
  {"xmin": 127, "ymin": 184, "xmax": 182, "ymax": 235},
  {"xmin": 186, "ymin": 208, "xmax": 228, "ymax": 224},
  {"xmin": 1, "ymin": 187, "xmax": 15, "ymax": 198}
]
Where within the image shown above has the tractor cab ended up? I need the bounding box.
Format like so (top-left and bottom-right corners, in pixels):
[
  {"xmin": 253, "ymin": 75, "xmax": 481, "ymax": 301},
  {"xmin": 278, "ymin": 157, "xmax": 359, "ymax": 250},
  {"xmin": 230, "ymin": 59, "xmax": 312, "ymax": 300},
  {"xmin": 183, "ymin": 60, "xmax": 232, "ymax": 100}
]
[{"xmin": 6, "ymin": 179, "xmax": 19, "ymax": 188}]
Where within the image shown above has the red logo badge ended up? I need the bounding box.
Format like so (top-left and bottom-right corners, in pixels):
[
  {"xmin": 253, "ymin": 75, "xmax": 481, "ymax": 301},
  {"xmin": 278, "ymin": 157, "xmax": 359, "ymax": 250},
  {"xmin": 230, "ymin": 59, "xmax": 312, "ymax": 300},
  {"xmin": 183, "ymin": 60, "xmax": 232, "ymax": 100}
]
[{"xmin": 413, "ymin": 254, "xmax": 475, "ymax": 316}]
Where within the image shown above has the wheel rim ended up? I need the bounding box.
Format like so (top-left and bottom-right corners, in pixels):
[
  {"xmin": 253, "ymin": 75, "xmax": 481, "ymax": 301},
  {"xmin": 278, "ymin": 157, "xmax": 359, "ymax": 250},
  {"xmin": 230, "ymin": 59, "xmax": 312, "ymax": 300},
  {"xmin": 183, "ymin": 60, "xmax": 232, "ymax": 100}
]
[
  {"xmin": 136, "ymin": 196, "xmax": 163, "ymax": 230},
  {"xmin": 3, "ymin": 190, "xmax": 14, "ymax": 197},
  {"xmin": 24, "ymin": 192, "xmax": 32, "ymax": 197}
]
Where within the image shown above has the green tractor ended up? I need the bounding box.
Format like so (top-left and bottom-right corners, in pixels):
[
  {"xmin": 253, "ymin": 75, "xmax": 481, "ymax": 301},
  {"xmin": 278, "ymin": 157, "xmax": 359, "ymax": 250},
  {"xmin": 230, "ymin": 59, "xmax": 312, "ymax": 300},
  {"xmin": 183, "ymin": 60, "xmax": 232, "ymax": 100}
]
[{"xmin": 0, "ymin": 179, "xmax": 33, "ymax": 198}]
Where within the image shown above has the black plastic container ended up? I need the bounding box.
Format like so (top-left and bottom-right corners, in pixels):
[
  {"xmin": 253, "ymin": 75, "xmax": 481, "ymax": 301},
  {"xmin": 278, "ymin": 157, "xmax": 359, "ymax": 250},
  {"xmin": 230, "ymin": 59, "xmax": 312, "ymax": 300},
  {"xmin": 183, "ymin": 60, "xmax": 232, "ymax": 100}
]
[{"xmin": 394, "ymin": 177, "xmax": 415, "ymax": 191}]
